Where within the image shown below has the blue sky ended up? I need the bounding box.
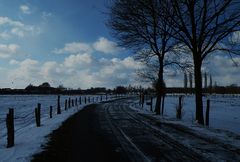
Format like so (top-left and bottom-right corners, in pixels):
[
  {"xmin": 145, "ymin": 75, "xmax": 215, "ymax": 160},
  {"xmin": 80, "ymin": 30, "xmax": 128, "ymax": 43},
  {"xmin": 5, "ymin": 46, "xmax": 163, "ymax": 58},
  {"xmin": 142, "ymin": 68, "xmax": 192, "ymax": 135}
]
[{"xmin": 0, "ymin": 0, "xmax": 239, "ymax": 89}]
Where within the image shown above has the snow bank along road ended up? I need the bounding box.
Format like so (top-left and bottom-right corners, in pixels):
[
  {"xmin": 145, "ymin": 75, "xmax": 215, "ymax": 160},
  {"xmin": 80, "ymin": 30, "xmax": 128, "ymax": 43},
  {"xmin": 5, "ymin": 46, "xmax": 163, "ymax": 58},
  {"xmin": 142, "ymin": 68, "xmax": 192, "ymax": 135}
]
[{"xmin": 32, "ymin": 98, "xmax": 240, "ymax": 162}]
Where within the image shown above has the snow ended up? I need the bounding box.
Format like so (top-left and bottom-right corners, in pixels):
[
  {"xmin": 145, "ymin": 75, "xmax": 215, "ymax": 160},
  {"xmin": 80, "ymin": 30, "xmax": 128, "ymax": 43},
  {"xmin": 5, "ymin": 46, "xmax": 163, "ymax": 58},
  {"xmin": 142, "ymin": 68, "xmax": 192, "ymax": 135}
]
[
  {"xmin": 0, "ymin": 94, "xmax": 239, "ymax": 161},
  {"xmin": 0, "ymin": 94, "xmax": 112, "ymax": 162},
  {"xmin": 129, "ymin": 94, "xmax": 240, "ymax": 148},
  {"xmin": 131, "ymin": 94, "xmax": 240, "ymax": 133}
]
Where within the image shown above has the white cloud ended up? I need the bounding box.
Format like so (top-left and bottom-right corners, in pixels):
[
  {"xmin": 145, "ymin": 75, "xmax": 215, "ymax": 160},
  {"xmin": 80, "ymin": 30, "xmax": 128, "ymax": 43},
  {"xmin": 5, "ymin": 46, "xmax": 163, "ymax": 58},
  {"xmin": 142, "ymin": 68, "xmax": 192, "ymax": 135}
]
[
  {"xmin": 11, "ymin": 28, "xmax": 24, "ymax": 37},
  {"xmin": 7, "ymin": 54, "xmax": 143, "ymax": 89},
  {"xmin": 9, "ymin": 59, "xmax": 20, "ymax": 65},
  {"xmin": 53, "ymin": 42, "xmax": 92, "ymax": 54},
  {"xmin": 230, "ymin": 31, "xmax": 240, "ymax": 43},
  {"xmin": 64, "ymin": 53, "xmax": 92, "ymax": 67},
  {"xmin": 0, "ymin": 16, "xmax": 39, "ymax": 38},
  {"xmin": 93, "ymin": 37, "xmax": 121, "ymax": 54},
  {"xmin": 20, "ymin": 5, "xmax": 31, "ymax": 14},
  {"xmin": 0, "ymin": 44, "xmax": 20, "ymax": 58},
  {"xmin": 41, "ymin": 12, "xmax": 53, "ymax": 21},
  {"xmin": 8, "ymin": 59, "xmax": 40, "ymax": 86},
  {"xmin": 54, "ymin": 37, "xmax": 122, "ymax": 56},
  {"xmin": 0, "ymin": 32, "xmax": 11, "ymax": 39},
  {"xmin": 205, "ymin": 55, "xmax": 240, "ymax": 86}
]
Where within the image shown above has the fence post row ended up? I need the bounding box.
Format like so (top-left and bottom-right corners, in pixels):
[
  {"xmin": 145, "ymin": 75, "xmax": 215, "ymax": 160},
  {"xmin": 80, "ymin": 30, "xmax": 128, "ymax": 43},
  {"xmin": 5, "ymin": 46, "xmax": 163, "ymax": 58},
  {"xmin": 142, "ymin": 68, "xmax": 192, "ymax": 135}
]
[
  {"xmin": 6, "ymin": 108, "xmax": 14, "ymax": 148},
  {"xmin": 57, "ymin": 95, "xmax": 61, "ymax": 114},
  {"xmin": 3, "ymin": 94, "xmax": 108, "ymax": 149}
]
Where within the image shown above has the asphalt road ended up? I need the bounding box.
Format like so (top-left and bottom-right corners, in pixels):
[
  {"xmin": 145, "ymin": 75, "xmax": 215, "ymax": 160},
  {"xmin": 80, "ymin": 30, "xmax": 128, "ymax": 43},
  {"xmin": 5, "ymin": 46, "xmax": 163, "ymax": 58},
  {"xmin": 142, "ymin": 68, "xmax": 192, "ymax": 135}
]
[{"xmin": 31, "ymin": 103, "xmax": 129, "ymax": 162}]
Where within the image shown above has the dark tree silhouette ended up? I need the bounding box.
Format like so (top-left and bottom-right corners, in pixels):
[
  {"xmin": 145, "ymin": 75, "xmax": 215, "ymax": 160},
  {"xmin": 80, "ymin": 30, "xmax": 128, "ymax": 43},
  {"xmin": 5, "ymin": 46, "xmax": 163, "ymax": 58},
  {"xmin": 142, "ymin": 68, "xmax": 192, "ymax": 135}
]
[
  {"xmin": 108, "ymin": 0, "xmax": 177, "ymax": 115},
  {"xmin": 166, "ymin": 0, "xmax": 240, "ymax": 124}
]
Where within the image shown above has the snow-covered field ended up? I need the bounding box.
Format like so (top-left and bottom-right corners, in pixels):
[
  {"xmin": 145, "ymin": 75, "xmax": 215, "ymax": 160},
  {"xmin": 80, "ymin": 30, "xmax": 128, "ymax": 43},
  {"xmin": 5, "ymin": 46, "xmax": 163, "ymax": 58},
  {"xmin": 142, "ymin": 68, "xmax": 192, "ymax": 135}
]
[
  {"xmin": 0, "ymin": 94, "xmax": 239, "ymax": 161},
  {"xmin": 131, "ymin": 94, "xmax": 240, "ymax": 134},
  {"xmin": 0, "ymin": 94, "xmax": 111, "ymax": 162}
]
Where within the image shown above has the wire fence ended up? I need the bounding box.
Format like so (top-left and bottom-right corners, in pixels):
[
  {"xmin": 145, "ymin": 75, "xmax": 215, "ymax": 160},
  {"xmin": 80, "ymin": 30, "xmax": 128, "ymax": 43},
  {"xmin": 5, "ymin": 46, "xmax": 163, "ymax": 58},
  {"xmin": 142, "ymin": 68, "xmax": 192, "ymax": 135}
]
[{"xmin": 0, "ymin": 94, "xmax": 128, "ymax": 147}]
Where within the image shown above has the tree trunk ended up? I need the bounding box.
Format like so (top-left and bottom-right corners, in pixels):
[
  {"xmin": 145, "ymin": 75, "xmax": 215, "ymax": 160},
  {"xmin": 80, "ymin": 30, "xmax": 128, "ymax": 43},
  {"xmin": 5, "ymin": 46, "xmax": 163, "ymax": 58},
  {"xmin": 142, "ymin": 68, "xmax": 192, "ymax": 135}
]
[
  {"xmin": 155, "ymin": 60, "xmax": 164, "ymax": 115},
  {"xmin": 194, "ymin": 60, "xmax": 204, "ymax": 125},
  {"xmin": 161, "ymin": 94, "xmax": 165, "ymax": 115}
]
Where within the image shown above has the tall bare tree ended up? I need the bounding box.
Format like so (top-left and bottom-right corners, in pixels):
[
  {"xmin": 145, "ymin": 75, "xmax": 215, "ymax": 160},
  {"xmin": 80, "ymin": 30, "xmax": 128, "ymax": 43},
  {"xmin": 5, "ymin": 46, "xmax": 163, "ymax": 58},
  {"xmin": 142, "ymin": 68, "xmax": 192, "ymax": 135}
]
[
  {"xmin": 166, "ymin": 0, "xmax": 240, "ymax": 124},
  {"xmin": 108, "ymin": 0, "xmax": 177, "ymax": 115}
]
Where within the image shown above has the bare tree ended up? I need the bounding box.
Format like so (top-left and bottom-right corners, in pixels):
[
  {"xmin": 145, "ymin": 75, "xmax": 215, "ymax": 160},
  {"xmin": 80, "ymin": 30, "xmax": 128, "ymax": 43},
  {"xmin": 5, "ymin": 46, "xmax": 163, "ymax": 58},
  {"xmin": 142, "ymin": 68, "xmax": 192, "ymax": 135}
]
[
  {"xmin": 108, "ymin": 0, "xmax": 178, "ymax": 115},
  {"xmin": 166, "ymin": 0, "xmax": 240, "ymax": 124}
]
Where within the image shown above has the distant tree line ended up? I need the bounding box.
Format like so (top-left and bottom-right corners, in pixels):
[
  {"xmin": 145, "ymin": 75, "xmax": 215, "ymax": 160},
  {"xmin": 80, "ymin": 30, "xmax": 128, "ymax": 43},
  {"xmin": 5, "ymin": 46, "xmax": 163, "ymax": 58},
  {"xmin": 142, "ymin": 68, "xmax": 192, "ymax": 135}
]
[{"xmin": 0, "ymin": 83, "xmax": 148, "ymax": 95}]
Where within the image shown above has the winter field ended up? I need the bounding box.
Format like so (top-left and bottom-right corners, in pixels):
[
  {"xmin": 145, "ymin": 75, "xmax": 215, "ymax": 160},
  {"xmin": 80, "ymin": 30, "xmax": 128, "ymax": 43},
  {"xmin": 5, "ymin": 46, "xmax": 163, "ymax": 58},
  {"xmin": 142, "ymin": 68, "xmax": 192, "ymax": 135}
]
[
  {"xmin": 131, "ymin": 94, "xmax": 240, "ymax": 134},
  {"xmin": 0, "ymin": 94, "xmax": 239, "ymax": 161},
  {"xmin": 0, "ymin": 94, "xmax": 113, "ymax": 162}
]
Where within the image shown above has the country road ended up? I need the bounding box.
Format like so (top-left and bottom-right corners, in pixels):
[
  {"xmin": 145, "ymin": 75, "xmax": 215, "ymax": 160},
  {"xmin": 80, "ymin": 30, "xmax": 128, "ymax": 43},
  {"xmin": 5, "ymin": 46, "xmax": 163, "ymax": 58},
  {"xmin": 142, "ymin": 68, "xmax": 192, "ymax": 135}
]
[{"xmin": 32, "ymin": 98, "xmax": 240, "ymax": 162}]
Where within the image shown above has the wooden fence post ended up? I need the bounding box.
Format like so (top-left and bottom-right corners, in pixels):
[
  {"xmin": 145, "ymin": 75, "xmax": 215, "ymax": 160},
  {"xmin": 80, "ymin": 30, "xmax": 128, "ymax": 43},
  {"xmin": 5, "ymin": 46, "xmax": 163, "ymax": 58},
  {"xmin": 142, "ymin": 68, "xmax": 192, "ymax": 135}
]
[
  {"xmin": 139, "ymin": 93, "xmax": 142, "ymax": 105},
  {"xmin": 75, "ymin": 98, "xmax": 78, "ymax": 106},
  {"xmin": 65, "ymin": 99, "xmax": 67, "ymax": 110},
  {"xmin": 88, "ymin": 97, "xmax": 90, "ymax": 103},
  {"xmin": 68, "ymin": 98, "xmax": 71, "ymax": 108},
  {"xmin": 38, "ymin": 103, "xmax": 41, "ymax": 126},
  {"xmin": 6, "ymin": 108, "xmax": 14, "ymax": 148},
  {"xmin": 100, "ymin": 95, "xmax": 102, "ymax": 102},
  {"xmin": 72, "ymin": 99, "xmax": 74, "ymax": 107},
  {"xmin": 57, "ymin": 95, "xmax": 61, "ymax": 114},
  {"xmin": 79, "ymin": 96, "xmax": 82, "ymax": 105},
  {"xmin": 176, "ymin": 96, "xmax": 183, "ymax": 119},
  {"xmin": 50, "ymin": 106, "xmax": 53, "ymax": 118},
  {"xmin": 205, "ymin": 99, "xmax": 210, "ymax": 126},
  {"xmin": 106, "ymin": 94, "xmax": 108, "ymax": 101},
  {"xmin": 141, "ymin": 93, "xmax": 145, "ymax": 108},
  {"xmin": 85, "ymin": 96, "xmax": 87, "ymax": 104},
  {"xmin": 35, "ymin": 103, "xmax": 41, "ymax": 127}
]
